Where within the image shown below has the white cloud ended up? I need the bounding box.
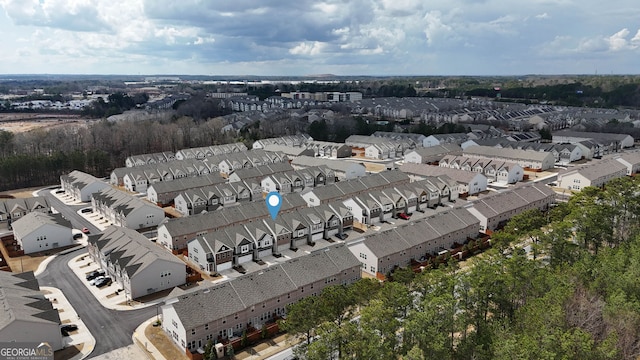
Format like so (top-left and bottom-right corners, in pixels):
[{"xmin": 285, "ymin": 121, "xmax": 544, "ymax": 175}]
[
  {"xmin": 289, "ymin": 41, "xmax": 327, "ymax": 56},
  {"xmin": 607, "ymin": 28, "xmax": 630, "ymax": 51},
  {"xmin": 0, "ymin": 0, "xmax": 639, "ymax": 75},
  {"xmin": 423, "ymin": 11, "xmax": 453, "ymax": 45}
]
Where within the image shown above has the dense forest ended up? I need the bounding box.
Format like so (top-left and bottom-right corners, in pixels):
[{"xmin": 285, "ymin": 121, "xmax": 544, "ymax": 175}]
[
  {"xmin": 0, "ymin": 115, "xmax": 241, "ymax": 190},
  {"xmin": 279, "ymin": 176, "xmax": 640, "ymax": 360}
]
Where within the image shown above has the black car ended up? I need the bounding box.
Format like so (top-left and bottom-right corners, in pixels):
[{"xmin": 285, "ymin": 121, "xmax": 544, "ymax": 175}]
[
  {"xmin": 61, "ymin": 324, "xmax": 78, "ymax": 336},
  {"xmin": 85, "ymin": 270, "xmax": 104, "ymax": 281},
  {"xmin": 335, "ymin": 233, "xmax": 349, "ymax": 240},
  {"xmin": 95, "ymin": 277, "xmax": 112, "ymax": 288}
]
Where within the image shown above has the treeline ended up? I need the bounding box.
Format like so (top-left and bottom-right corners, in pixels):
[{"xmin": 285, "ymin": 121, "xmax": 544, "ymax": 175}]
[
  {"xmin": 173, "ymin": 95, "xmax": 232, "ymax": 121},
  {"xmin": 282, "ymin": 176, "xmax": 640, "ymax": 360},
  {"xmin": 0, "ymin": 150, "xmax": 111, "ymax": 189},
  {"xmin": 0, "ymin": 114, "xmax": 240, "ymax": 190},
  {"xmin": 465, "ymin": 82, "xmax": 640, "ymax": 108},
  {"xmin": 81, "ymin": 92, "xmax": 149, "ymax": 118},
  {"xmin": 247, "ymin": 82, "xmax": 417, "ymax": 100}
]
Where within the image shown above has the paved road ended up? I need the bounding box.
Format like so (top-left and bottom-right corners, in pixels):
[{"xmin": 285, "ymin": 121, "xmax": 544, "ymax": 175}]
[
  {"xmin": 37, "ymin": 189, "xmax": 102, "ymax": 234},
  {"xmin": 36, "ymin": 247, "xmax": 157, "ymax": 358}
]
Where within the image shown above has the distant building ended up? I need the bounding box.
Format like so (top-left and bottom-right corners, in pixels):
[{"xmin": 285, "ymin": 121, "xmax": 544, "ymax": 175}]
[
  {"xmin": 557, "ymin": 159, "xmax": 628, "ymax": 191},
  {"xmin": 465, "ymin": 183, "xmax": 556, "ymax": 233}
]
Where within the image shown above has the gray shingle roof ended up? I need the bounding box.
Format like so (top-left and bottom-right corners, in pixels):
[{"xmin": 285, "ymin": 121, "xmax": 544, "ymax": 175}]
[
  {"xmin": 90, "ymin": 226, "xmax": 183, "ymax": 277},
  {"xmin": 171, "ymin": 243, "xmax": 358, "ymax": 330},
  {"xmin": 11, "ymin": 212, "xmax": 71, "ymax": 237},
  {"xmin": 0, "ymin": 271, "xmax": 60, "ymax": 331}
]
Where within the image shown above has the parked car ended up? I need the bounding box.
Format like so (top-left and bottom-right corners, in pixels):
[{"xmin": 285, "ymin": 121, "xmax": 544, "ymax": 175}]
[
  {"xmin": 89, "ymin": 275, "xmax": 105, "ymax": 286},
  {"xmin": 397, "ymin": 212, "xmax": 411, "ymax": 220},
  {"xmin": 81, "ymin": 208, "xmax": 93, "ymax": 213},
  {"xmin": 73, "ymin": 233, "xmax": 83, "ymax": 240},
  {"xmin": 335, "ymin": 233, "xmax": 348, "ymax": 240},
  {"xmin": 81, "ymin": 227, "xmax": 90, "ymax": 234},
  {"xmin": 86, "ymin": 270, "xmax": 104, "ymax": 281},
  {"xmin": 60, "ymin": 324, "xmax": 78, "ymax": 336},
  {"xmin": 55, "ymin": 189, "xmax": 65, "ymax": 194},
  {"xmin": 95, "ymin": 277, "xmax": 112, "ymax": 288}
]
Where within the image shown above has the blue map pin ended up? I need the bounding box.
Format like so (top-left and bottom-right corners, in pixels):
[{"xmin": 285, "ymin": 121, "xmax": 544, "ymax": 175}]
[{"xmin": 266, "ymin": 192, "xmax": 282, "ymax": 220}]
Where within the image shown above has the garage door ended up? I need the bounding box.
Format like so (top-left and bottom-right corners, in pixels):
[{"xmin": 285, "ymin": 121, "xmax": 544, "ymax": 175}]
[
  {"xmin": 258, "ymin": 248, "xmax": 272, "ymax": 258},
  {"xmin": 382, "ymin": 212, "xmax": 392, "ymax": 221},
  {"xmin": 311, "ymin": 232, "xmax": 323, "ymax": 242},
  {"xmin": 238, "ymin": 254, "xmax": 253, "ymax": 264},
  {"xmin": 408, "ymin": 205, "xmax": 417, "ymax": 213},
  {"xmin": 217, "ymin": 262, "xmax": 232, "ymax": 272},
  {"xmin": 327, "ymin": 228, "xmax": 339, "ymax": 237},
  {"xmin": 277, "ymin": 243, "xmax": 290, "ymax": 253}
]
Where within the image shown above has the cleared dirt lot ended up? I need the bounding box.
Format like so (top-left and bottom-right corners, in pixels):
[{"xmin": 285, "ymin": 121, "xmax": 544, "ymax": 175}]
[{"xmin": 0, "ymin": 113, "xmax": 87, "ymax": 133}]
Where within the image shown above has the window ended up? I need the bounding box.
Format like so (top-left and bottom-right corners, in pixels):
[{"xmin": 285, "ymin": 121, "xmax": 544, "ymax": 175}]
[
  {"xmin": 359, "ymin": 253, "xmax": 367, "ymax": 260},
  {"xmin": 297, "ymin": 230, "xmax": 305, "ymax": 237},
  {"xmin": 191, "ymin": 329, "xmax": 196, "ymax": 335},
  {"xmin": 241, "ymin": 245, "xmax": 250, "ymax": 253},
  {"xmin": 205, "ymin": 324, "xmax": 209, "ymax": 331}
]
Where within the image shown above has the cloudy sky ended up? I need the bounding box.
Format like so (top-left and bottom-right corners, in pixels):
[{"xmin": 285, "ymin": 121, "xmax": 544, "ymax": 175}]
[{"xmin": 1, "ymin": 0, "xmax": 639, "ymax": 76}]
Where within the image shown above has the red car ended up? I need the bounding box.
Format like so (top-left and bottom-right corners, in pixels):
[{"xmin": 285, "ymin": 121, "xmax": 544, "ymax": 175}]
[
  {"xmin": 397, "ymin": 213, "xmax": 411, "ymax": 220},
  {"xmin": 81, "ymin": 227, "xmax": 90, "ymax": 234}
]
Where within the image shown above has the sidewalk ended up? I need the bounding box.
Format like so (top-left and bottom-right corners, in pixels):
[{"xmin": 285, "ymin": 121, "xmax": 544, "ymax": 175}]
[
  {"xmin": 133, "ymin": 318, "xmax": 168, "ymax": 360},
  {"xmin": 68, "ymin": 253, "xmax": 165, "ymax": 311},
  {"xmin": 41, "ymin": 286, "xmax": 96, "ymax": 360}
]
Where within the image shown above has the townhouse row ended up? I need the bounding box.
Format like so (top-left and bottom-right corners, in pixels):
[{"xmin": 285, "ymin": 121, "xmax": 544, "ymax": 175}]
[
  {"xmin": 345, "ymin": 134, "xmax": 414, "ymax": 159},
  {"xmin": 157, "ymin": 195, "xmax": 309, "ymax": 252},
  {"xmin": 437, "ymin": 155, "xmax": 524, "ymax": 184},
  {"xmin": 463, "ymin": 145, "xmax": 556, "ymax": 171},
  {"xmin": 91, "ymin": 187, "xmax": 164, "ymax": 230},
  {"xmin": 125, "ymin": 142, "xmax": 248, "ymax": 167},
  {"xmin": 174, "ymin": 165, "xmax": 336, "ymax": 216},
  {"xmin": 349, "ymin": 182, "xmax": 556, "ymax": 278},
  {"xmin": 349, "ymin": 207, "xmax": 480, "ymax": 277},
  {"xmin": 0, "ymin": 196, "xmax": 51, "ymax": 223},
  {"xmin": 557, "ymin": 152, "xmax": 640, "ymax": 191},
  {"xmin": 162, "ymin": 243, "xmax": 362, "ymax": 353},
  {"xmin": 187, "ymin": 201, "xmax": 353, "ymax": 274},
  {"xmin": 261, "ymin": 141, "xmax": 352, "ymax": 159},
  {"xmin": 87, "ymin": 226, "xmax": 186, "ymax": 299},
  {"xmin": 61, "ymin": 170, "xmax": 111, "ymax": 202},
  {"xmin": 462, "ymin": 139, "xmax": 585, "ymax": 165},
  {"xmin": 111, "ymin": 149, "xmax": 288, "ymax": 193},
  {"xmin": 400, "ymin": 164, "xmax": 490, "ymax": 196}
]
